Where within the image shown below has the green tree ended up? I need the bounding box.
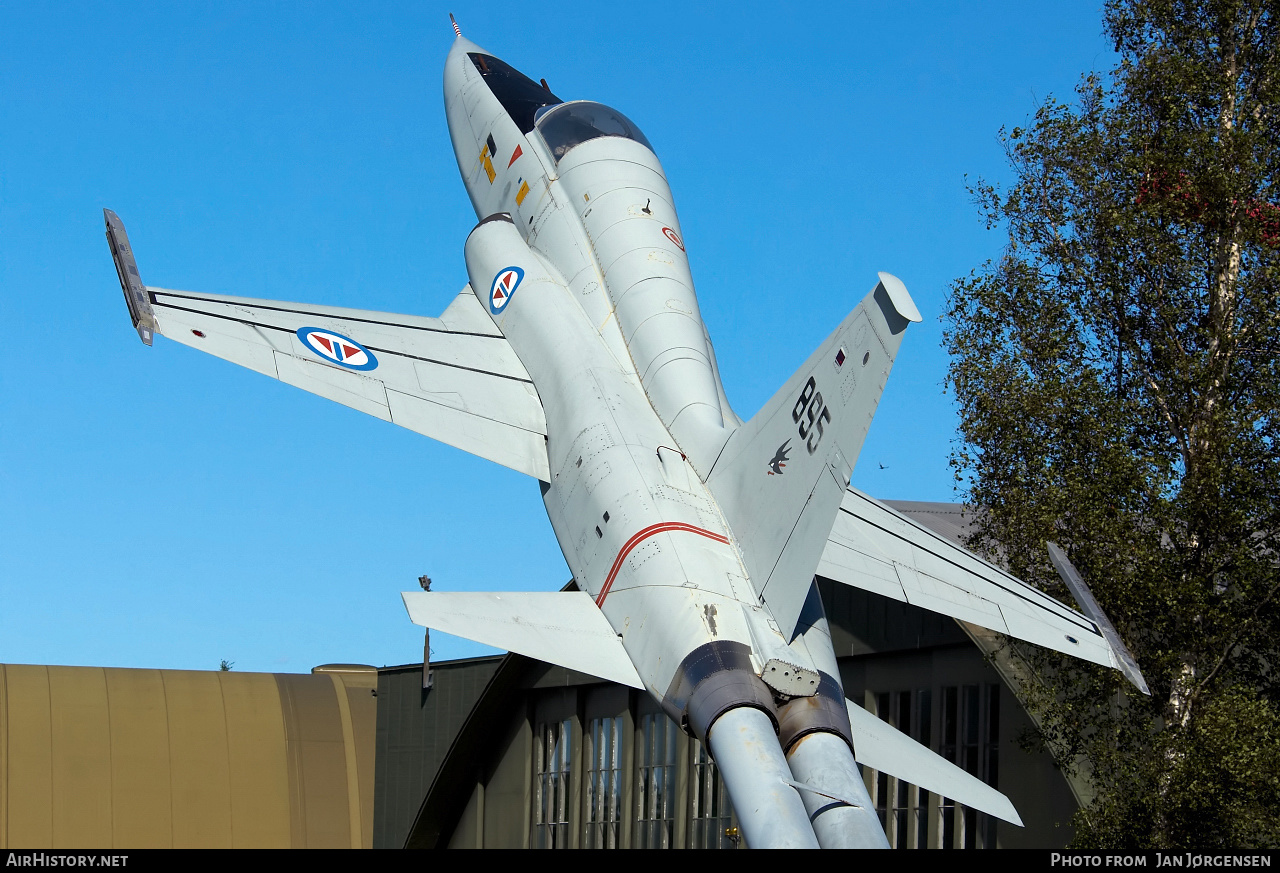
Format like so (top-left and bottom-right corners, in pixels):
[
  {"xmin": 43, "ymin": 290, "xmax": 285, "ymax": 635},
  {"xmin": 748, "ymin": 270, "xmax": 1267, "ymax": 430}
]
[{"xmin": 945, "ymin": 0, "xmax": 1280, "ymax": 848}]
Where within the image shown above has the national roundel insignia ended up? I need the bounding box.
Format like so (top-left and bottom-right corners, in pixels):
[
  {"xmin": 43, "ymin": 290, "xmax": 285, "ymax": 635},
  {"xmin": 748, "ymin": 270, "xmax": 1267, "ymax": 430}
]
[
  {"xmin": 661, "ymin": 226, "xmax": 685, "ymax": 251},
  {"xmin": 296, "ymin": 327, "xmax": 378, "ymax": 371},
  {"xmin": 490, "ymin": 266, "xmax": 524, "ymax": 314}
]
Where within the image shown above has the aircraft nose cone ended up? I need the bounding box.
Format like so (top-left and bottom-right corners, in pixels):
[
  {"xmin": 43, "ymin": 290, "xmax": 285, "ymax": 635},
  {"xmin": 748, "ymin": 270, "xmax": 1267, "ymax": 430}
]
[{"xmin": 446, "ymin": 33, "xmax": 486, "ymax": 60}]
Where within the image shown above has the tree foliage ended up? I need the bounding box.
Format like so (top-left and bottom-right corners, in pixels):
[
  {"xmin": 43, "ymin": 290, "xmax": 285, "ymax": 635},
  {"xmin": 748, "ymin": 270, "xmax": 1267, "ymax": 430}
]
[{"xmin": 945, "ymin": 0, "xmax": 1280, "ymax": 848}]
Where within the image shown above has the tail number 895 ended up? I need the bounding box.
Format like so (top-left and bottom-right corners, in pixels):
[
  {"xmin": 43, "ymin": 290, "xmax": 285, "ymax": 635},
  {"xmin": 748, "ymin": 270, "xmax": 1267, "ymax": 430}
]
[{"xmin": 791, "ymin": 376, "xmax": 831, "ymax": 455}]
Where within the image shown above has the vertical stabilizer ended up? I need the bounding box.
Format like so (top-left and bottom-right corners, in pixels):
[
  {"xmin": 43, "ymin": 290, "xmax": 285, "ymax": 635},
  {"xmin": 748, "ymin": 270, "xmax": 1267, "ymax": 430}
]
[{"xmin": 707, "ymin": 274, "xmax": 918, "ymax": 637}]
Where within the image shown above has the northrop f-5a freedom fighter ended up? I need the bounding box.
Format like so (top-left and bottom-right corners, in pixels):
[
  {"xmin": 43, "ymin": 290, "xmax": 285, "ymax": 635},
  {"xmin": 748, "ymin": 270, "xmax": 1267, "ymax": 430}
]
[{"xmin": 105, "ymin": 26, "xmax": 1147, "ymax": 849}]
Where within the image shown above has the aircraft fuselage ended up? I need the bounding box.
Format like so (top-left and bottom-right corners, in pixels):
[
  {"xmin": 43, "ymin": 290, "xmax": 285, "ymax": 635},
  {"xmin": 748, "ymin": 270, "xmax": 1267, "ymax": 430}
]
[
  {"xmin": 447, "ymin": 37, "xmax": 821, "ymax": 708},
  {"xmin": 444, "ymin": 37, "xmax": 880, "ymax": 848}
]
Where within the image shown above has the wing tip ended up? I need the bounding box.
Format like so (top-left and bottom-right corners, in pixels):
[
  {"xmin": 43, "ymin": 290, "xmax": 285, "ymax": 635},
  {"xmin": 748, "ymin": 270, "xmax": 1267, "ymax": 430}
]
[
  {"xmin": 1047, "ymin": 542, "xmax": 1151, "ymax": 696},
  {"xmin": 103, "ymin": 207, "xmax": 157, "ymax": 346}
]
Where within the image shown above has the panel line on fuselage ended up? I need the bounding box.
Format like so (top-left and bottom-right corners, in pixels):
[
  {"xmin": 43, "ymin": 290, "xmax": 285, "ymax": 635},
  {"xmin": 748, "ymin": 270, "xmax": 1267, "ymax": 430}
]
[{"xmin": 594, "ymin": 521, "xmax": 730, "ymax": 607}]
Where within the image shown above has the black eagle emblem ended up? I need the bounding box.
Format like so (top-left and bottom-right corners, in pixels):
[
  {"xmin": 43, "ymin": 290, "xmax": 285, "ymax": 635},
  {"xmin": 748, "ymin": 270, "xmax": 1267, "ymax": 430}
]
[{"xmin": 768, "ymin": 440, "xmax": 791, "ymax": 475}]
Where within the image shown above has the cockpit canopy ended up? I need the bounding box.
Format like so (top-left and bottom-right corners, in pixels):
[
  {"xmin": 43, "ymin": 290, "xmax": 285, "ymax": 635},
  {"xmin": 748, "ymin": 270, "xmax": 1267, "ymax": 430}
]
[{"xmin": 534, "ymin": 101, "xmax": 654, "ymax": 163}]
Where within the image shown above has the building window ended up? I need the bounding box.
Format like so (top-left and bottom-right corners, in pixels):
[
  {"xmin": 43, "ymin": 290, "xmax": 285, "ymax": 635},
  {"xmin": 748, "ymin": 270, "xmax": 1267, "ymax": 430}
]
[
  {"xmin": 872, "ymin": 690, "xmax": 931, "ymax": 849},
  {"xmin": 940, "ymin": 685, "xmax": 959, "ymax": 848},
  {"xmin": 940, "ymin": 683, "xmax": 1000, "ymax": 848},
  {"xmin": 583, "ymin": 715, "xmax": 622, "ymax": 848},
  {"xmin": 533, "ymin": 718, "xmax": 572, "ymax": 848},
  {"xmin": 915, "ymin": 689, "xmax": 932, "ymax": 850},
  {"xmin": 690, "ymin": 740, "xmax": 736, "ymax": 848},
  {"xmin": 635, "ymin": 712, "xmax": 678, "ymax": 848},
  {"xmin": 865, "ymin": 685, "xmax": 1000, "ymax": 849}
]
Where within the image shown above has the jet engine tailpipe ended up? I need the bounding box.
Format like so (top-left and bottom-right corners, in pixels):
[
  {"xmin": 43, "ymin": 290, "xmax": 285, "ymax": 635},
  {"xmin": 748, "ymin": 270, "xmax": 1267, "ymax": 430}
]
[
  {"xmin": 705, "ymin": 706, "xmax": 820, "ymax": 849},
  {"xmin": 786, "ymin": 731, "xmax": 888, "ymax": 848}
]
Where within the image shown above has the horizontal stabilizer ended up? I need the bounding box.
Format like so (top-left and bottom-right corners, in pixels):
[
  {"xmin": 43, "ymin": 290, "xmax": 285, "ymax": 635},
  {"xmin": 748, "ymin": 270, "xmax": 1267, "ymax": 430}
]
[
  {"xmin": 846, "ymin": 699, "xmax": 1022, "ymax": 826},
  {"xmin": 401, "ymin": 591, "xmax": 643, "ymax": 689},
  {"xmin": 820, "ymin": 488, "xmax": 1122, "ymax": 670}
]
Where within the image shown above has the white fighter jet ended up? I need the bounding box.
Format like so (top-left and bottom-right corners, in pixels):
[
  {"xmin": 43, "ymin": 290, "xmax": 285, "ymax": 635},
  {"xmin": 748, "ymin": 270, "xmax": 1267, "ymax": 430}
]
[{"xmin": 105, "ymin": 27, "xmax": 1146, "ymax": 849}]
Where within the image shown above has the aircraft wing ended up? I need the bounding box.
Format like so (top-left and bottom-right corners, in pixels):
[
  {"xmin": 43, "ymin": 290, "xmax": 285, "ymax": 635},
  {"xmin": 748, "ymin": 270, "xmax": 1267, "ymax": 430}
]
[
  {"xmin": 106, "ymin": 209, "xmax": 549, "ymax": 481},
  {"xmin": 818, "ymin": 487, "xmax": 1130, "ymax": 674}
]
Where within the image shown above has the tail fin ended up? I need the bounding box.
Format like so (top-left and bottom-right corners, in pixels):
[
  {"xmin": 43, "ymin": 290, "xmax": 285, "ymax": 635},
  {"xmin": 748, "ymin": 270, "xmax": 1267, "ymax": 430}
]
[{"xmin": 707, "ymin": 273, "xmax": 919, "ymax": 637}]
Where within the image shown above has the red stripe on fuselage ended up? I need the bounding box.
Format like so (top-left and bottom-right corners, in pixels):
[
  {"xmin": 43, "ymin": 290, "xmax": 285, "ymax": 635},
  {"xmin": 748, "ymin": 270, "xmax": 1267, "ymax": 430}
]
[{"xmin": 594, "ymin": 522, "xmax": 730, "ymax": 607}]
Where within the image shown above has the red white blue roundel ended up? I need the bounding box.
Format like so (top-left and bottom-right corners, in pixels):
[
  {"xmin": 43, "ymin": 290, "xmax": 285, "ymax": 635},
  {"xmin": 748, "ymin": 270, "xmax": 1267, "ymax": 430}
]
[
  {"xmin": 296, "ymin": 327, "xmax": 378, "ymax": 371},
  {"xmin": 490, "ymin": 266, "xmax": 524, "ymax": 314}
]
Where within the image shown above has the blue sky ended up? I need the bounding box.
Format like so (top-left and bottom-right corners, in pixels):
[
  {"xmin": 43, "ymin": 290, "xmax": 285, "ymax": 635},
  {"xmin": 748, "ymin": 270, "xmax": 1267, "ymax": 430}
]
[{"xmin": 0, "ymin": 2, "xmax": 1116, "ymax": 672}]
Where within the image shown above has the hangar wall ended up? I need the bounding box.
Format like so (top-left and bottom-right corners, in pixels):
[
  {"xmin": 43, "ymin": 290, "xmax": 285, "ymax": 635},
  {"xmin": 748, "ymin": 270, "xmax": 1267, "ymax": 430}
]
[
  {"xmin": 372, "ymin": 658, "xmax": 502, "ymax": 848},
  {"xmin": 0, "ymin": 663, "xmax": 377, "ymax": 849}
]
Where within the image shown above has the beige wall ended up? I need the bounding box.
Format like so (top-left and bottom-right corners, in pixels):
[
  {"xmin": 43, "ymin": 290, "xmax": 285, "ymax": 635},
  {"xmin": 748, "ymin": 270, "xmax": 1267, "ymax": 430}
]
[{"xmin": 0, "ymin": 664, "xmax": 376, "ymax": 849}]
